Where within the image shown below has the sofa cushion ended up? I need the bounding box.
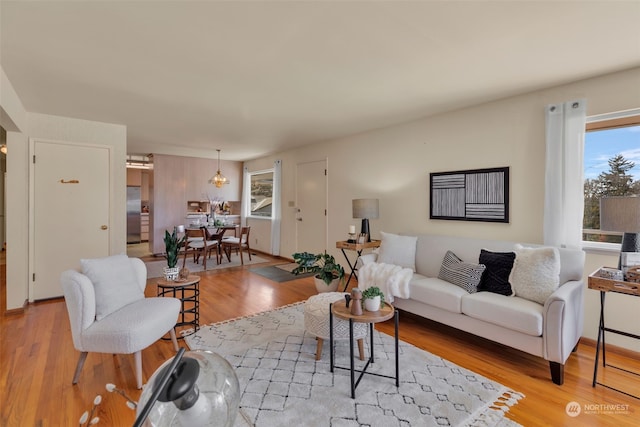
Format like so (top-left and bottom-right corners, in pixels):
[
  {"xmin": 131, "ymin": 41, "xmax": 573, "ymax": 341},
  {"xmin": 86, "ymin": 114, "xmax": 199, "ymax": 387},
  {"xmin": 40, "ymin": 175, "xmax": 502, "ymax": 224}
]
[
  {"xmin": 81, "ymin": 254, "xmax": 145, "ymax": 321},
  {"xmin": 409, "ymin": 275, "xmax": 468, "ymax": 313},
  {"xmin": 377, "ymin": 231, "xmax": 418, "ymax": 271},
  {"xmin": 509, "ymin": 245, "xmax": 560, "ymax": 304},
  {"xmin": 461, "ymin": 292, "xmax": 544, "ymax": 336},
  {"xmin": 478, "ymin": 249, "xmax": 515, "ymax": 296},
  {"xmin": 438, "ymin": 250, "xmax": 486, "ymax": 293}
]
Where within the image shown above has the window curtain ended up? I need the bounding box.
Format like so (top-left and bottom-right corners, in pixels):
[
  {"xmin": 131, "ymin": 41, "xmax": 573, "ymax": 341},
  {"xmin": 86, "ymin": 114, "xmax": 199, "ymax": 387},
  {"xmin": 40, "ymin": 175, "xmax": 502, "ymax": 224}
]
[
  {"xmin": 543, "ymin": 99, "xmax": 587, "ymax": 249},
  {"xmin": 240, "ymin": 166, "xmax": 250, "ymax": 226},
  {"xmin": 270, "ymin": 160, "xmax": 282, "ymax": 256}
]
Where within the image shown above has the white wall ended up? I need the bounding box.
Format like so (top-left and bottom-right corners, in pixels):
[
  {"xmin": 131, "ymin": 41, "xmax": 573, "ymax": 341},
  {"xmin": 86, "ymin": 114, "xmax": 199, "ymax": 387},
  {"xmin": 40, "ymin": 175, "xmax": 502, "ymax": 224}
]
[
  {"xmin": 244, "ymin": 67, "xmax": 640, "ymax": 351},
  {"xmin": 1, "ymin": 64, "xmax": 29, "ymax": 310},
  {"xmin": 1, "ymin": 64, "xmax": 128, "ymax": 310}
]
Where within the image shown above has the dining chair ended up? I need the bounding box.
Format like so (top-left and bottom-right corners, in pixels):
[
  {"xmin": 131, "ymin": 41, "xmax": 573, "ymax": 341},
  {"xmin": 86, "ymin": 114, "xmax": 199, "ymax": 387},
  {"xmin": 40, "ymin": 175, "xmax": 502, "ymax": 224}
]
[
  {"xmin": 222, "ymin": 226, "xmax": 252, "ymax": 265},
  {"xmin": 61, "ymin": 254, "xmax": 180, "ymax": 389},
  {"xmin": 182, "ymin": 227, "xmax": 218, "ymax": 271}
]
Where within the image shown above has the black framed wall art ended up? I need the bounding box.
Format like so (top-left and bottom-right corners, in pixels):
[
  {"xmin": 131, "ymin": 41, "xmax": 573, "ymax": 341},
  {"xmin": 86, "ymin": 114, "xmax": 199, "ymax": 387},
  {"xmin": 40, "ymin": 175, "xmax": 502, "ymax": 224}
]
[{"xmin": 430, "ymin": 167, "xmax": 509, "ymax": 223}]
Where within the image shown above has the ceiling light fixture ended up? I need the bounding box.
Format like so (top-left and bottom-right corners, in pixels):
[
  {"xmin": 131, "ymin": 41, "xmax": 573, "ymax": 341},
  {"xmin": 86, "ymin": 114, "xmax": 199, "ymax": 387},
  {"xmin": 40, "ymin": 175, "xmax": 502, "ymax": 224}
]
[
  {"xmin": 211, "ymin": 149, "xmax": 228, "ymax": 188},
  {"xmin": 126, "ymin": 154, "xmax": 150, "ymax": 169}
]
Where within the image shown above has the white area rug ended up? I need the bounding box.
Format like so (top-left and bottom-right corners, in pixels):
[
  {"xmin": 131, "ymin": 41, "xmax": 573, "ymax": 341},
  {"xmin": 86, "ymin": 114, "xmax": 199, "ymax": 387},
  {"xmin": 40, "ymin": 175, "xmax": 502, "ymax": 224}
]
[
  {"xmin": 185, "ymin": 303, "xmax": 524, "ymax": 427},
  {"xmin": 145, "ymin": 253, "xmax": 268, "ymax": 278}
]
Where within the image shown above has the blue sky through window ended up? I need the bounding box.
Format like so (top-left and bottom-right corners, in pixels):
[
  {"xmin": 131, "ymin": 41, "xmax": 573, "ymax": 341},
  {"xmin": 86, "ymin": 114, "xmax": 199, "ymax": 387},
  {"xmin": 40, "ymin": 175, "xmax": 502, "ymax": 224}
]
[{"xmin": 584, "ymin": 125, "xmax": 640, "ymax": 181}]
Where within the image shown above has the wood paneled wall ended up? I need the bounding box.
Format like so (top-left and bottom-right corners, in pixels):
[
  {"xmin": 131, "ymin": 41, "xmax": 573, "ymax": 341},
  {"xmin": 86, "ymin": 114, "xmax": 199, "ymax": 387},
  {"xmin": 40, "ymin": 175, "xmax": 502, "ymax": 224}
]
[{"xmin": 149, "ymin": 154, "xmax": 243, "ymax": 254}]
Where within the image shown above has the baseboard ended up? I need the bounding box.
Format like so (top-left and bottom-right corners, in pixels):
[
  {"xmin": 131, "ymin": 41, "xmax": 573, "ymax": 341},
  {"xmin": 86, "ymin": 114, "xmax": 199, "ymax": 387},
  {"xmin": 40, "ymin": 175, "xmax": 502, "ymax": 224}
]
[
  {"xmin": 4, "ymin": 299, "xmax": 27, "ymax": 316},
  {"xmin": 579, "ymin": 336, "xmax": 640, "ymax": 359}
]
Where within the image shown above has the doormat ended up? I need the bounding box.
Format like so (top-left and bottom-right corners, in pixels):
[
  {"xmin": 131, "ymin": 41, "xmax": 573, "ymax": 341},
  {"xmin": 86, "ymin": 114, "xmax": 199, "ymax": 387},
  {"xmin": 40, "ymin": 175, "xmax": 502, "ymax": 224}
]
[{"xmin": 249, "ymin": 265, "xmax": 314, "ymax": 283}]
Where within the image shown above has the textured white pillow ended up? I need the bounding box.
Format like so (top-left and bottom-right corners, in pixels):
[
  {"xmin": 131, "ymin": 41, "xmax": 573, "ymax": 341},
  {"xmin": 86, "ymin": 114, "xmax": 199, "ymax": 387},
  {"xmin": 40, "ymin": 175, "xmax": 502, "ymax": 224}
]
[
  {"xmin": 509, "ymin": 244, "xmax": 560, "ymax": 304},
  {"xmin": 377, "ymin": 231, "xmax": 418, "ymax": 271},
  {"xmin": 81, "ymin": 254, "xmax": 145, "ymax": 320}
]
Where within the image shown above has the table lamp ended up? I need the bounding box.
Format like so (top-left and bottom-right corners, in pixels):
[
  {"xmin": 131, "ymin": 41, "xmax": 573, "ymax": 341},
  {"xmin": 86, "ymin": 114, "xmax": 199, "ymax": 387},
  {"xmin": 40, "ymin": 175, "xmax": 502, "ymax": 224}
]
[
  {"xmin": 599, "ymin": 196, "xmax": 640, "ymax": 270},
  {"xmin": 352, "ymin": 198, "xmax": 379, "ymax": 242}
]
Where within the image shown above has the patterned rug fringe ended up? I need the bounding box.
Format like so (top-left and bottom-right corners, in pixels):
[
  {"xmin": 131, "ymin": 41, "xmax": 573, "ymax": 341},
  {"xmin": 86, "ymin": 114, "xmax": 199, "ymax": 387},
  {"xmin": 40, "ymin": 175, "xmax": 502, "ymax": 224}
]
[{"xmin": 466, "ymin": 389, "xmax": 525, "ymax": 426}]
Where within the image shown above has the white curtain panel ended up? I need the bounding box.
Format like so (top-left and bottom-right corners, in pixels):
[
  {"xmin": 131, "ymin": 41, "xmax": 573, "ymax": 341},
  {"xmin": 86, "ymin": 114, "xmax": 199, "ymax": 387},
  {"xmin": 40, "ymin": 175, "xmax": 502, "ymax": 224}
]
[
  {"xmin": 544, "ymin": 99, "xmax": 587, "ymax": 249},
  {"xmin": 240, "ymin": 166, "xmax": 250, "ymax": 226},
  {"xmin": 270, "ymin": 160, "xmax": 282, "ymax": 256}
]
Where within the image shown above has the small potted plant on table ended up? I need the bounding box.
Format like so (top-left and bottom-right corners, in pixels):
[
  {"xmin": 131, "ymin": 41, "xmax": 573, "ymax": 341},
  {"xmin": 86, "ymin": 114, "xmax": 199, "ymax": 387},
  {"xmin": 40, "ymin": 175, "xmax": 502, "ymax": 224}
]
[
  {"xmin": 362, "ymin": 286, "xmax": 385, "ymax": 312},
  {"xmin": 163, "ymin": 228, "xmax": 186, "ymax": 281},
  {"xmin": 292, "ymin": 251, "xmax": 345, "ymax": 293}
]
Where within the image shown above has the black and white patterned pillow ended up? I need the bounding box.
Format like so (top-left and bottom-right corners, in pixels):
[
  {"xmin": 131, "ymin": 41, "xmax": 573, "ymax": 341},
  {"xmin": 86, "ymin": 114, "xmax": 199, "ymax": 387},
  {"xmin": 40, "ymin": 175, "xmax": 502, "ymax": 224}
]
[{"xmin": 438, "ymin": 250, "xmax": 486, "ymax": 293}]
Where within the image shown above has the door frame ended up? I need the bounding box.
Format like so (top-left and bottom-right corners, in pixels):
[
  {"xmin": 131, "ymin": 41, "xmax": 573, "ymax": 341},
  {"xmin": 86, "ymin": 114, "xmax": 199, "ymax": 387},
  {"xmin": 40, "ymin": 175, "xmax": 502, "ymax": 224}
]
[
  {"xmin": 28, "ymin": 137, "xmax": 114, "ymax": 302},
  {"xmin": 295, "ymin": 158, "xmax": 329, "ymax": 254}
]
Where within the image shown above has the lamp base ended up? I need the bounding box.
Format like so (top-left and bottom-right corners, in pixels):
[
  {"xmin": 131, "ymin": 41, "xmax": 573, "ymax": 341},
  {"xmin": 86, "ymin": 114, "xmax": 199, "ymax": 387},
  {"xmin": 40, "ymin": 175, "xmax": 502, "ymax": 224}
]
[
  {"xmin": 360, "ymin": 219, "xmax": 371, "ymax": 242},
  {"xmin": 619, "ymin": 232, "xmax": 640, "ymax": 270}
]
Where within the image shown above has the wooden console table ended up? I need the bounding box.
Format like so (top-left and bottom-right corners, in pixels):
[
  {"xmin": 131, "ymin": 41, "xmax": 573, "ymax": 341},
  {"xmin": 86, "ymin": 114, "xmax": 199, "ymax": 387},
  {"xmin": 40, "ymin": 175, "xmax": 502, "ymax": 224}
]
[
  {"xmin": 336, "ymin": 240, "xmax": 381, "ymax": 291},
  {"xmin": 588, "ymin": 267, "xmax": 640, "ymax": 399}
]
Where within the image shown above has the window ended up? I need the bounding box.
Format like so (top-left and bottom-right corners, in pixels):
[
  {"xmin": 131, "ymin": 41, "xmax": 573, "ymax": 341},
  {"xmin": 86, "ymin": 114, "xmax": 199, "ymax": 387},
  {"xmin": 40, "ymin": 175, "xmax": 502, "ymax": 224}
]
[
  {"xmin": 583, "ymin": 113, "xmax": 640, "ymax": 244},
  {"xmin": 248, "ymin": 170, "xmax": 274, "ymax": 218}
]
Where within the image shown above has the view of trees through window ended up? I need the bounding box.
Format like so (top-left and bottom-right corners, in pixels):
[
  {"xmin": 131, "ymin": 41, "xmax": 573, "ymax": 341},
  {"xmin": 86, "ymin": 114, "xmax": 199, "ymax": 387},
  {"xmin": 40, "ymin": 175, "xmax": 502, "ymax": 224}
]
[
  {"xmin": 583, "ymin": 119, "xmax": 640, "ymax": 243},
  {"xmin": 250, "ymin": 171, "xmax": 273, "ymax": 217}
]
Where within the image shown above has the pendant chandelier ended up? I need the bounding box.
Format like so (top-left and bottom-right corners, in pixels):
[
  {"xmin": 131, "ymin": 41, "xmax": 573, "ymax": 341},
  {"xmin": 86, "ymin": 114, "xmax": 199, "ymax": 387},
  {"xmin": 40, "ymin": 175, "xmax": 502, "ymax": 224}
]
[{"xmin": 211, "ymin": 149, "xmax": 228, "ymax": 188}]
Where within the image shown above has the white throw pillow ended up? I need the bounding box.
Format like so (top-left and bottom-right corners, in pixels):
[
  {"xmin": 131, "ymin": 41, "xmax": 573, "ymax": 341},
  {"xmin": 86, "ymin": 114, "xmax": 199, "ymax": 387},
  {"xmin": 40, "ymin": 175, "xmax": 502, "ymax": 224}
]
[
  {"xmin": 508, "ymin": 244, "xmax": 560, "ymax": 304},
  {"xmin": 377, "ymin": 231, "xmax": 418, "ymax": 271},
  {"xmin": 81, "ymin": 254, "xmax": 145, "ymax": 320}
]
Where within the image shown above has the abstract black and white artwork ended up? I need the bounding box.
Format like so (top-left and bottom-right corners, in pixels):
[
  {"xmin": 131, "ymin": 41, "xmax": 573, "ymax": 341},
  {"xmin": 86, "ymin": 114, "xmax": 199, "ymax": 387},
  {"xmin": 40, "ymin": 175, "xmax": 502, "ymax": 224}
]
[{"xmin": 430, "ymin": 167, "xmax": 509, "ymax": 223}]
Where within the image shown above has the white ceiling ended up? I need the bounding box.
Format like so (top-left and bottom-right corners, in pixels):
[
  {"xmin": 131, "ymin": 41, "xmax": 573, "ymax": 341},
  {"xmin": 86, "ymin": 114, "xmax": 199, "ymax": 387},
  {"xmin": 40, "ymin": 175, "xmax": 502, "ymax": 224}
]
[{"xmin": 1, "ymin": 1, "xmax": 639, "ymax": 161}]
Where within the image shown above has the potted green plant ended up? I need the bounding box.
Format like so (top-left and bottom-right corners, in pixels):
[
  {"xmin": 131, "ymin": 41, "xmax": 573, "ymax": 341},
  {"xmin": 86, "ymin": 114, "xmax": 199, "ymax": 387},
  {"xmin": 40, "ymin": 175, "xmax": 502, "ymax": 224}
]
[
  {"xmin": 163, "ymin": 228, "xmax": 186, "ymax": 281},
  {"xmin": 292, "ymin": 251, "xmax": 345, "ymax": 293},
  {"xmin": 362, "ymin": 286, "xmax": 385, "ymax": 311}
]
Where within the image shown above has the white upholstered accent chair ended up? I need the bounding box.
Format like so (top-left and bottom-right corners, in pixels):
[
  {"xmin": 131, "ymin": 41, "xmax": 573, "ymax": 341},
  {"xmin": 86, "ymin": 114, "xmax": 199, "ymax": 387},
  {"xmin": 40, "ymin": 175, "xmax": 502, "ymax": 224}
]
[{"xmin": 61, "ymin": 255, "xmax": 181, "ymax": 389}]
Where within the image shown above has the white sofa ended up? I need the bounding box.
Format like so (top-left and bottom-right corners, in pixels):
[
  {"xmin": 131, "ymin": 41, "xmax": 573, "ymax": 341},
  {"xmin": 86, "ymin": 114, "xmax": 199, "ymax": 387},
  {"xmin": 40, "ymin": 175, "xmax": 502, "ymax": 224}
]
[{"xmin": 359, "ymin": 233, "xmax": 585, "ymax": 385}]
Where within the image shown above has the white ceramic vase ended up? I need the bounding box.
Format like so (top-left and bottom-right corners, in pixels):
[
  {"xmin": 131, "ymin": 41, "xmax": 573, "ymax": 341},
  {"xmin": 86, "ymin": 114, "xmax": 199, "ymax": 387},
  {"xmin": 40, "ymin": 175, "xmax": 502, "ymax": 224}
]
[{"xmin": 364, "ymin": 296, "xmax": 381, "ymax": 312}]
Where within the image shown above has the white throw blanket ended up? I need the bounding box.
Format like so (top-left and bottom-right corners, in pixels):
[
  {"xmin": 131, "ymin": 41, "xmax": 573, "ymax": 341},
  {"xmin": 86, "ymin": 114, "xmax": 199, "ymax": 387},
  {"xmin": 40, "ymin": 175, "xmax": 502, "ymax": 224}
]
[{"xmin": 358, "ymin": 262, "xmax": 413, "ymax": 303}]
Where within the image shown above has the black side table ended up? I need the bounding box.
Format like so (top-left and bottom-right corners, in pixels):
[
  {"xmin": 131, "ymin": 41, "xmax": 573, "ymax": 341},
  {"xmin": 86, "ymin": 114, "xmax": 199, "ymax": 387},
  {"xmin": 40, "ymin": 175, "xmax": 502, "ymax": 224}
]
[
  {"xmin": 330, "ymin": 300, "xmax": 399, "ymax": 399},
  {"xmin": 157, "ymin": 275, "xmax": 200, "ymax": 339}
]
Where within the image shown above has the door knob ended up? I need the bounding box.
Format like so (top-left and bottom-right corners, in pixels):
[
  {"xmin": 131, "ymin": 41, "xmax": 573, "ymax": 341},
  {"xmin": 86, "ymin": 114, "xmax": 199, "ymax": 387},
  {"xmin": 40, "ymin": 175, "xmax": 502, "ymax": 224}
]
[{"xmin": 101, "ymin": 225, "xmax": 108, "ymax": 230}]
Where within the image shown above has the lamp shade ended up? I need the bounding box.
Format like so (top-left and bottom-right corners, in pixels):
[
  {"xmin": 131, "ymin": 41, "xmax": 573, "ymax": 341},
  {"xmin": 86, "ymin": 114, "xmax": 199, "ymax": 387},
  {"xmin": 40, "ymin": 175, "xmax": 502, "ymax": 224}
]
[
  {"xmin": 352, "ymin": 199, "xmax": 379, "ymax": 220},
  {"xmin": 600, "ymin": 196, "xmax": 640, "ymax": 232}
]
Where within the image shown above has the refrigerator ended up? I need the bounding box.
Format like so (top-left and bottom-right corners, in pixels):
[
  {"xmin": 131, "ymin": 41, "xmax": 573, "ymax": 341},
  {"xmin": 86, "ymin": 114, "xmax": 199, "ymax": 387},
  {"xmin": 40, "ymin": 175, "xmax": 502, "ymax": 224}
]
[{"xmin": 127, "ymin": 186, "xmax": 141, "ymax": 244}]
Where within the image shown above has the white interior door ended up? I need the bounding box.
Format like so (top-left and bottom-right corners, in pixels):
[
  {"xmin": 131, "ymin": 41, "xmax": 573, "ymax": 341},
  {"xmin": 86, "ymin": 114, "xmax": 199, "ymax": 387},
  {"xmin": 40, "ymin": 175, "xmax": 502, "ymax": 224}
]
[
  {"xmin": 296, "ymin": 160, "xmax": 327, "ymax": 254},
  {"xmin": 31, "ymin": 139, "xmax": 111, "ymax": 300}
]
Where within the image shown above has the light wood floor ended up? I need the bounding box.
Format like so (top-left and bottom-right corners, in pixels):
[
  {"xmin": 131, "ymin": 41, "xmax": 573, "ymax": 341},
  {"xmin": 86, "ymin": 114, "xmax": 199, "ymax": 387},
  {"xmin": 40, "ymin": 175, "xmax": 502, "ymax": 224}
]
[{"xmin": 1, "ymin": 255, "xmax": 639, "ymax": 426}]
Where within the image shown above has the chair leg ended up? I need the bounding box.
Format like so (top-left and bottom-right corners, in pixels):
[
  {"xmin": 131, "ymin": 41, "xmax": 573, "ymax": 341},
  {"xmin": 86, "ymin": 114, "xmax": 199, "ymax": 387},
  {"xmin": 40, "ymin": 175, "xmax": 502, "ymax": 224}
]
[
  {"xmin": 239, "ymin": 246, "xmax": 244, "ymax": 265},
  {"xmin": 134, "ymin": 351, "xmax": 143, "ymax": 389},
  {"xmin": 169, "ymin": 328, "xmax": 180, "ymax": 352},
  {"xmin": 201, "ymin": 248, "xmax": 207, "ymax": 271},
  {"xmin": 315, "ymin": 338, "xmax": 323, "ymax": 360},
  {"xmin": 72, "ymin": 352, "xmax": 88, "ymax": 385},
  {"xmin": 246, "ymin": 244, "xmax": 252, "ymax": 260},
  {"xmin": 357, "ymin": 338, "xmax": 365, "ymax": 361}
]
